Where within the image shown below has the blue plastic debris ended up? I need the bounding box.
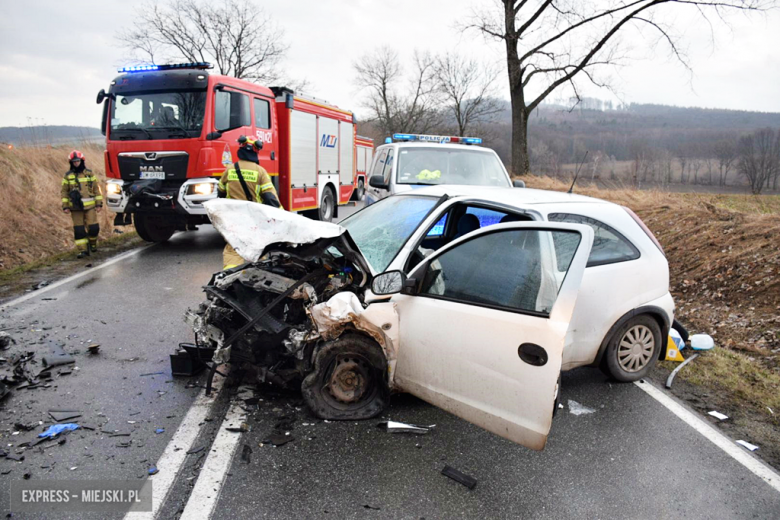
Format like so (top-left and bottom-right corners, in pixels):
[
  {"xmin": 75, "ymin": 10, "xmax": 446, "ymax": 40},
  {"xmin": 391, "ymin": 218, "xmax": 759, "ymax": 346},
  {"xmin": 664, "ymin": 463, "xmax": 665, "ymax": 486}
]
[
  {"xmin": 148, "ymin": 466, "xmax": 159, "ymax": 475},
  {"xmin": 38, "ymin": 423, "xmax": 80, "ymax": 439},
  {"xmin": 155, "ymin": 428, "xmax": 165, "ymax": 434}
]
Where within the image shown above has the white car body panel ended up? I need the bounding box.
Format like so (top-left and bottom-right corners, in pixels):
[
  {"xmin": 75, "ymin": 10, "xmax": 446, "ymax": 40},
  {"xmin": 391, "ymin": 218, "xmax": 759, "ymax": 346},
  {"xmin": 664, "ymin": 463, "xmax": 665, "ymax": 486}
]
[{"xmin": 391, "ymin": 222, "xmax": 594, "ymax": 450}]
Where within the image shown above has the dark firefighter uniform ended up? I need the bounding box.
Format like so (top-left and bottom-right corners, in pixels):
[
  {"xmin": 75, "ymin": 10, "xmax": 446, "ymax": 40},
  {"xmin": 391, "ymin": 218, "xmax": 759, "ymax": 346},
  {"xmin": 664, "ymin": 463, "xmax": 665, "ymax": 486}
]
[
  {"xmin": 218, "ymin": 136, "xmax": 281, "ymax": 269},
  {"xmin": 61, "ymin": 150, "xmax": 103, "ymax": 258}
]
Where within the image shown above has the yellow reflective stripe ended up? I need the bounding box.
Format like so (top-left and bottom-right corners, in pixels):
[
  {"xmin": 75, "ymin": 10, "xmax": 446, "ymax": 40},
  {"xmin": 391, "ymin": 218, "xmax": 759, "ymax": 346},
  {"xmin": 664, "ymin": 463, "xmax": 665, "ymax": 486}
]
[
  {"xmin": 62, "ymin": 179, "xmax": 70, "ymax": 185},
  {"xmin": 259, "ymin": 182, "xmax": 274, "ymax": 192},
  {"xmin": 61, "ymin": 198, "xmax": 70, "ymax": 203},
  {"xmin": 227, "ymin": 170, "xmax": 259, "ymax": 183},
  {"xmin": 218, "ymin": 181, "xmax": 226, "ymax": 191},
  {"xmin": 75, "ymin": 239, "xmax": 88, "ymax": 245},
  {"xmin": 95, "ymin": 195, "xmax": 103, "ymax": 201}
]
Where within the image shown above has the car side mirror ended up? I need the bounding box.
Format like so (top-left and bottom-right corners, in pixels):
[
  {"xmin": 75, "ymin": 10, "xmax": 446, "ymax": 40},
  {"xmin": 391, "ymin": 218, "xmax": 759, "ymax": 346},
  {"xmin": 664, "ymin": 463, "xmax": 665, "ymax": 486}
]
[
  {"xmin": 513, "ymin": 179, "xmax": 526, "ymax": 188},
  {"xmin": 96, "ymin": 89, "xmax": 106, "ymax": 104},
  {"xmin": 372, "ymin": 270, "xmax": 405, "ymax": 295},
  {"xmin": 369, "ymin": 175, "xmax": 388, "ymax": 190}
]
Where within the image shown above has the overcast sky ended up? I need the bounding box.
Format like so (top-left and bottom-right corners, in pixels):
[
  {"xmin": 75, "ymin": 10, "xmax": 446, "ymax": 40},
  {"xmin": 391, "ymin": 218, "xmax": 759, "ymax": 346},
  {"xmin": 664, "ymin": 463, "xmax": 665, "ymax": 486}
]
[{"xmin": 1, "ymin": 0, "xmax": 779, "ymax": 128}]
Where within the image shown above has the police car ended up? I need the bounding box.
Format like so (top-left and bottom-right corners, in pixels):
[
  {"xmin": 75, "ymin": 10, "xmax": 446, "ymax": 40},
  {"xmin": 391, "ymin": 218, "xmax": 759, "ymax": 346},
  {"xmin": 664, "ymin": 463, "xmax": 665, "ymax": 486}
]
[{"xmin": 364, "ymin": 133, "xmax": 519, "ymax": 204}]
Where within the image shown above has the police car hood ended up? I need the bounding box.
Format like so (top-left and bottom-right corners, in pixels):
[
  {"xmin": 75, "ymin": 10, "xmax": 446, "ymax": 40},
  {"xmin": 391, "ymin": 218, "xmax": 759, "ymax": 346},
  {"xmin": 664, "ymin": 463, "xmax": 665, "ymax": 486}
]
[{"xmin": 204, "ymin": 199, "xmax": 372, "ymax": 283}]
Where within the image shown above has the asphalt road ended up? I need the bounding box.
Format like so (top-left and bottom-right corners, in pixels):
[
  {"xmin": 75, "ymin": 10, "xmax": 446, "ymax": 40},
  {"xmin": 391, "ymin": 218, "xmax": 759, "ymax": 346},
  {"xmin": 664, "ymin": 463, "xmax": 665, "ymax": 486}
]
[{"xmin": 1, "ymin": 202, "xmax": 779, "ymax": 519}]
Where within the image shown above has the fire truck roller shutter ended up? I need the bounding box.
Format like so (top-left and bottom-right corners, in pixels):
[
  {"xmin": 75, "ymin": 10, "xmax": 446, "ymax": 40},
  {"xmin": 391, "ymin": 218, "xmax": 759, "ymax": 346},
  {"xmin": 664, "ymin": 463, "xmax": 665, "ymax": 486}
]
[
  {"xmin": 290, "ymin": 111, "xmax": 317, "ymax": 188},
  {"xmin": 318, "ymin": 117, "xmax": 339, "ymax": 175},
  {"xmin": 340, "ymin": 121, "xmax": 354, "ymax": 186}
]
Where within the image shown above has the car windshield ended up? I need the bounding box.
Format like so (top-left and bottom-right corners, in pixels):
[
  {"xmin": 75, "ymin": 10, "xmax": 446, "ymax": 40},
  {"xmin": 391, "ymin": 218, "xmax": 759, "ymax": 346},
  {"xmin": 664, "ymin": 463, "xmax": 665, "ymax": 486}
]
[
  {"xmin": 340, "ymin": 195, "xmax": 439, "ymax": 272},
  {"xmin": 111, "ymin": 90, "xmax": 206, "ymax": 139},
  {"xmin": 396, "ymin": 148, "xmax": 510, "ymax": 187}
]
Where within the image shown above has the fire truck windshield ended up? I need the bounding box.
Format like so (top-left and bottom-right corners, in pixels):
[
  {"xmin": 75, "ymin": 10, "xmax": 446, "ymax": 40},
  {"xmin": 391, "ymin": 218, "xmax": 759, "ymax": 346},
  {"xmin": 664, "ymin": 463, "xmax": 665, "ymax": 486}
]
[{"xmin": 110, "ymin": 90, "xmax": 206, "ymax": 140}]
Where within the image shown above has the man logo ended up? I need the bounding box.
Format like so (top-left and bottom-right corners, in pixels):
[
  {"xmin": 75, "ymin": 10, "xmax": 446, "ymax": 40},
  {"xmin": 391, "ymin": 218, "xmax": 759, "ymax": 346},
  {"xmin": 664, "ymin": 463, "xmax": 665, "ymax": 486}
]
[
  {"xmin": 139, "ymin": 166, "xmax": 164, "ymax": 173},
  {"xmin": 145, "ymin": 152, "xmax": 158, "ymax": 160},
  {"xmin": 320, "ymin": 135, "xmax": 337, "ymax": 148}
]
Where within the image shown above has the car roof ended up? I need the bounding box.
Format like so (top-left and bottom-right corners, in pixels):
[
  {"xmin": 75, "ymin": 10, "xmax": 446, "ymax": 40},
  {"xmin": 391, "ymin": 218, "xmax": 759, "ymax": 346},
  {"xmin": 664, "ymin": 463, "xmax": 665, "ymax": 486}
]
[{"xmin": 399, "ymin": 185, "xmax": 609, "ymax": 206}]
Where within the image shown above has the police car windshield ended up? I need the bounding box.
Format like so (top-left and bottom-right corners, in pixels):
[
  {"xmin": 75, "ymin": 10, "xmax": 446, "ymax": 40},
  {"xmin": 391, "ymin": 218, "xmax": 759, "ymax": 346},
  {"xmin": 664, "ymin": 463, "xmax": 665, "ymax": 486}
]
[
  {"xmin": 396, "ymin": 148, "xmax": 510, "ymax": 187},
  {"xmin": 111, "ymin": 90, "xmax": 206, "ymax": 139}
]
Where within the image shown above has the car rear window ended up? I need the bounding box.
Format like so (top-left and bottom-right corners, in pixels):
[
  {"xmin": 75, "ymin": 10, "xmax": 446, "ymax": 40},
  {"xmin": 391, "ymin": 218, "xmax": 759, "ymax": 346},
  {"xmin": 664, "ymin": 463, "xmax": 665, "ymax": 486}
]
[{"xmin": 548, "ymin": 213, "xmax": 640, "ymax": 270}]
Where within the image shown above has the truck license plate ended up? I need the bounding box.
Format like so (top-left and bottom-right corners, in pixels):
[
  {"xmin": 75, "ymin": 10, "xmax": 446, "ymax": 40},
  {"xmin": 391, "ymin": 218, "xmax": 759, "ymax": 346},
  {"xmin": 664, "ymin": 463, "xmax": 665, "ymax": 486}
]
[{"xmin": 140, "ymin": 171, "xmax": 166, "ymax": 180}]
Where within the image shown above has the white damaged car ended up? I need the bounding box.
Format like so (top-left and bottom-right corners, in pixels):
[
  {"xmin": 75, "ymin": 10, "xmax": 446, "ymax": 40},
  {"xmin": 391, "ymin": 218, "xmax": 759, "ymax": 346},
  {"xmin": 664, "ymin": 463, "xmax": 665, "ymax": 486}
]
[{"xmin": 185, "ymin": 186, "xmax": 673, "ymax": 451}]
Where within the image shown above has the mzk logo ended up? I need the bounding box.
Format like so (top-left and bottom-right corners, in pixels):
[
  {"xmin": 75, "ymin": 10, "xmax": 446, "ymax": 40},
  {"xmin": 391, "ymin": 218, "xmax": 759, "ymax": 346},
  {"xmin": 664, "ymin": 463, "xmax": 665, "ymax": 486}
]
[{"xmin": 320, "ymin": 134, "xmax": 337, "ymax": 148}]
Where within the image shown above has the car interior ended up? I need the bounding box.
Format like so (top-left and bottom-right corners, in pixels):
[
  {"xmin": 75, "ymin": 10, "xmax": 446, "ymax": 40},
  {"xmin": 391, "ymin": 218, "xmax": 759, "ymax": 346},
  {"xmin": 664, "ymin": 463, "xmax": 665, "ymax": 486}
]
[{"xmin": 405, "ymin": 203, "xmax": 534, "ymax": 272}]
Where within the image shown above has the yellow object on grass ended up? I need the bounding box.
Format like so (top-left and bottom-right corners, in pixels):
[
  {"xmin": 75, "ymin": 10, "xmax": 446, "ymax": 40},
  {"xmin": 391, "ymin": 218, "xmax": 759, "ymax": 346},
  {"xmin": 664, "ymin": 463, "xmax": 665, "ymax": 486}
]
[{"xmin": 665, "ymin": 332, "xmax": 686, "ymax": 362}]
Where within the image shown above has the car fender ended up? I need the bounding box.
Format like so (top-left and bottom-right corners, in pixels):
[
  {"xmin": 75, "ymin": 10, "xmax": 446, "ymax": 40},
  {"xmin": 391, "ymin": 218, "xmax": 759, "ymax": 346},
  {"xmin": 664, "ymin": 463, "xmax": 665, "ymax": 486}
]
[{"xmin": 593, "ymin": 305, "xmax": 672, "ymax": 366}]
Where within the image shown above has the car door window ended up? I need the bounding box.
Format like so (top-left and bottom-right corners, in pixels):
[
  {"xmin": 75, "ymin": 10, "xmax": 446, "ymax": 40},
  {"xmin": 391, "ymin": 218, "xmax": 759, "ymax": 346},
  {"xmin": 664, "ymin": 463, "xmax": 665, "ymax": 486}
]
[
  {"xmin": 548, "ymin": 213, "xmax": 639, "ymax": 270},
  {"xmin": 371, "ymin": 149, "xmax": 388, "ymax": 180},
  {"xmin": 253, "ymin": 98, "xmax": 271, "ymax": 129},
  {"xmin": 419, "ymin": 229, "xmax": 581, "ymax": 315},
  {"xmin": 214, "ymin": 90, "xmax": 250, "ymax": 132},
  {"xmin": 382, "ymin": 149, "xmax": 395, "ymax": 185}
]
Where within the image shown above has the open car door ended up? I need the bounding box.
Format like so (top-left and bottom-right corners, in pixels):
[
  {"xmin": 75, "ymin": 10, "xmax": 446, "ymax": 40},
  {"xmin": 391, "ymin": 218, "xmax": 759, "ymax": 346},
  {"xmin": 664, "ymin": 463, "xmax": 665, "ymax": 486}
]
[{"xmin": 391, "ymin": 222, "xmax": 594, "ymax": 451}]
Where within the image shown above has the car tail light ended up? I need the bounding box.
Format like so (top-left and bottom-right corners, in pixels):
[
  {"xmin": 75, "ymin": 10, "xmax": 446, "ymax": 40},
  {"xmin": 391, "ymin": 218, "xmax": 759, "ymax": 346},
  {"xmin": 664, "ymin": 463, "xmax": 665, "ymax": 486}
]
[{"xmin": 622, "ymin": 206, "xmax": 665, "ymax": 256}]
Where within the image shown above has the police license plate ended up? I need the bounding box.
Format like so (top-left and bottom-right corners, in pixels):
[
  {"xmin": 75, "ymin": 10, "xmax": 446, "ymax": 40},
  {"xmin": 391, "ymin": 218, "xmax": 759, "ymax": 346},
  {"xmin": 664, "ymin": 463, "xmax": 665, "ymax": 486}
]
[{"xmin": 139, "ymin": 171, "xmax": 165, "ymax": 180}]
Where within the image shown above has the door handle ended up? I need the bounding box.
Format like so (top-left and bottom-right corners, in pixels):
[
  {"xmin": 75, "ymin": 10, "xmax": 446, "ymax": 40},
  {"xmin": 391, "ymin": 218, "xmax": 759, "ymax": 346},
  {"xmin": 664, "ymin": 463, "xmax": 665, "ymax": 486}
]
[{"xmin": 518, "ymin": 343, "xmax": 548, "ymax": 367}]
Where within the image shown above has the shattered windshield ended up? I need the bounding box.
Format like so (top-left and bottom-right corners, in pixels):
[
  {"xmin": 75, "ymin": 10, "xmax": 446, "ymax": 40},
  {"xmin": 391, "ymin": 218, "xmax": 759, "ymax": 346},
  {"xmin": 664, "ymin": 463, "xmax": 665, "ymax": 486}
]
[
  {"xmin": 111, "ymin": 90, "xmax": 206, "ymax": 139},
  {"xmin": 340, "ymin": 195, "xmax": 439, "ymax": 272},
  {"xmin": 396, "ymin": 148, "xmax": 510, "ymax": 187}
]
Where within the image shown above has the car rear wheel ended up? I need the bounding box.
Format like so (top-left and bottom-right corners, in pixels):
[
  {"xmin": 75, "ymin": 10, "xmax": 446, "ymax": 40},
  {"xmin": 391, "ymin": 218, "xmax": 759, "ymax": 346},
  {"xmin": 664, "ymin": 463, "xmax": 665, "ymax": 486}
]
[
  {"xmin": 301, "ymin": 334, "xmax": 389, "ymax": 420},
  {"xmin": 134, "ymin": 214, "xmax": 175, "ymax": 243},
  {"xmin": 604, "ymin": 315, "xmax": 662, "ymax": 382}
]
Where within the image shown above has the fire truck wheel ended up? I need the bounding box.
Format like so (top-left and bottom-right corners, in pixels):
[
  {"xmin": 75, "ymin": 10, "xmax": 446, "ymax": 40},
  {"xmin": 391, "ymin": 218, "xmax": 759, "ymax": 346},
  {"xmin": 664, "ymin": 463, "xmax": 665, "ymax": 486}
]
[
  {"xmin": 134, "ymin": 214, "xmax": 176, "ymax": 243},
  {"xmin": 318, "ymin": 186, "xmax": 335, "ymax": 222},
  {"xmin": 355, "ymin": 179, "xmax": 365, "ymax": 201}
]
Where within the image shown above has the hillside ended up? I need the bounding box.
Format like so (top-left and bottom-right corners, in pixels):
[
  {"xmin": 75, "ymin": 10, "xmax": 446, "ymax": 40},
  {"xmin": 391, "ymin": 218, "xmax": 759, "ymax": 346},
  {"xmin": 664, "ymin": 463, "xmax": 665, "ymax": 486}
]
[{"xmin": 0, "ymin": 125, "xmax": 103, "ymax": 146}]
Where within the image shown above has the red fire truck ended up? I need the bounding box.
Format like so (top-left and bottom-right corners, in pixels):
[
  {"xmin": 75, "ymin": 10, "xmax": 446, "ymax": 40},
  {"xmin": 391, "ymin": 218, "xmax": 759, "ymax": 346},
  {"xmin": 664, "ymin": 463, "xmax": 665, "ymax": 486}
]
[{"xmin": 96, "ymin": 62, "xmax": 373, "ymax": 242}]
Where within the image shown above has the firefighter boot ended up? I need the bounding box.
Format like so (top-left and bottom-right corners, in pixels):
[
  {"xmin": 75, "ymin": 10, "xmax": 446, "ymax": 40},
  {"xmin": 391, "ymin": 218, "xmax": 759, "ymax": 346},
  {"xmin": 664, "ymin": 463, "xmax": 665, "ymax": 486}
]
[{"xmin": 87, "ymin": 211, "xmax": 100, "ymax": 254}]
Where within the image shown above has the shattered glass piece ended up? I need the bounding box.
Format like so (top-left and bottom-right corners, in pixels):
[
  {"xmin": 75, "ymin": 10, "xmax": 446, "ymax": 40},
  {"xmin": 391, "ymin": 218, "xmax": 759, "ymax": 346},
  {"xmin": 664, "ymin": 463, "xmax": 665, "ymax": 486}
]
[
  {"xmin": 736, "ymin": 440, "xmax": 759, "ymax": 451},
  {"xmin": 376, "ymin": 421, "xmax": 431, "ymax": 434},
  {"xmin": 568, "ymin": 400, "xmax": 596, "ymax": 415},
  {"xmin": 708, "ymin": 411, "xmax": 728, "ymax": 421}
]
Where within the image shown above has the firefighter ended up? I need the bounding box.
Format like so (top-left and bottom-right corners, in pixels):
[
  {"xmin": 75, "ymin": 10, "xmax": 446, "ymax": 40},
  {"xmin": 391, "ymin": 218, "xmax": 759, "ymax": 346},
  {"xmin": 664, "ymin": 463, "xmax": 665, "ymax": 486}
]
[
  {"xmin": 61, "ymin": 150, "xmax": 103, "ymax": 258},
  {"xmin": 218, "ymin": 135, "xmax": 281, "ymax": 269}
]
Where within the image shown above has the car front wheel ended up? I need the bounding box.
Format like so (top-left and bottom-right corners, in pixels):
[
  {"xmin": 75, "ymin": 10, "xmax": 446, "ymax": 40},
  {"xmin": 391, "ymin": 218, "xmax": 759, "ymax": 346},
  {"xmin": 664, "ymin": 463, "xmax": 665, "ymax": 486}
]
[
  {"xmin": 604, "ymin": 315, "xmax": 662, "ymax": 382},
  {"xmin": 301, "ymin": 334, "xmax": 389, "ymax": 420}
]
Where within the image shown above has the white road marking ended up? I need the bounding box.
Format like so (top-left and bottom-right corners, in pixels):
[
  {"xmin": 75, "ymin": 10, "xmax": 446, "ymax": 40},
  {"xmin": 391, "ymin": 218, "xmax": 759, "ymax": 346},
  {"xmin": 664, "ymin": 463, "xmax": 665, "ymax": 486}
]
[
  {"xmin": 179, "ymin": 398, "xmax": 247, "ymax": 520},
  {"xmin": 0, "ymin": 244, "xmax": 154, "ymax": 310},
  {"xmin": 635, "ymin": 379, "xmax": 780, "ymax": 493},
  {"xmin": 125, "ymin": 374, "xmax": 227, "ymax": 520}
]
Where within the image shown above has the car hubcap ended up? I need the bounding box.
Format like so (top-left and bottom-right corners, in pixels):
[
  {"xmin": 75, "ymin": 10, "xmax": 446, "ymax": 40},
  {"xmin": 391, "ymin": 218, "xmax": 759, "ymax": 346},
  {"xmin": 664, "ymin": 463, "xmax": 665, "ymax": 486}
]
[
  {"xmin": 328, "ymin": 357, "xmax": 369, "ymax": 403},
  {"xmin": 618, "ymin": 325, "xmax": 655, "ymax": 372}
]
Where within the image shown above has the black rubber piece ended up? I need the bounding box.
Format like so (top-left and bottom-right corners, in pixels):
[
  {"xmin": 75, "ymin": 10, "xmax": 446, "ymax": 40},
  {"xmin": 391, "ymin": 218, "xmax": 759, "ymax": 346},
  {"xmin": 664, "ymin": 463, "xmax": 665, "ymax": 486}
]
[{"xmin": 441, "ymin": 465, "xmax": 477, "ymax": 489}]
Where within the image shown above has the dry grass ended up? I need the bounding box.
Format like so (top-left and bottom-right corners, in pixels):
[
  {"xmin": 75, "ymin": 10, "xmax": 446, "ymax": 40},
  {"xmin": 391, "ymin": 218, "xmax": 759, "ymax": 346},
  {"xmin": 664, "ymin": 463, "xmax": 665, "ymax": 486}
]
[{"xmin": 0, "ymin": 143, "xmax": 118, "ymax": 270}]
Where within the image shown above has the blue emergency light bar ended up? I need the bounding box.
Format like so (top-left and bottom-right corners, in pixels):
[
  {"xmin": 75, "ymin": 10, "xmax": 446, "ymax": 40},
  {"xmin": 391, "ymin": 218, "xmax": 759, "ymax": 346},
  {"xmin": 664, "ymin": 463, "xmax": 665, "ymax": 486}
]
[
  {"xmin": 391, "ymin": 133, "xmax": 482, "ymax": 145},
  {"xmin": 118, "ymin": 62, "xmax": 212, "ymax": 73}
]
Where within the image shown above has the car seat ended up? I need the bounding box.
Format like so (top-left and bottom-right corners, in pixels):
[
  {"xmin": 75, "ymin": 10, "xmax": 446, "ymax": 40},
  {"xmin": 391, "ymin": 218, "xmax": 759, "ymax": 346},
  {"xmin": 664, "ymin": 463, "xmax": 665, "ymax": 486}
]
[{"xmin": 454, "ymin": 213, "xmax": 480, "ymax": 239}]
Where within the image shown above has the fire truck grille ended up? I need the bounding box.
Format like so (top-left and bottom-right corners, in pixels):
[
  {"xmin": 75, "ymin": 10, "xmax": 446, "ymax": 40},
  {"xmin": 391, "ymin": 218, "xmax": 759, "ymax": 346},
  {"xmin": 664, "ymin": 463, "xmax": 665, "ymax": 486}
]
[{"xmin": 117, "ymin": 152, "xmax": 189, "ymax": 181}]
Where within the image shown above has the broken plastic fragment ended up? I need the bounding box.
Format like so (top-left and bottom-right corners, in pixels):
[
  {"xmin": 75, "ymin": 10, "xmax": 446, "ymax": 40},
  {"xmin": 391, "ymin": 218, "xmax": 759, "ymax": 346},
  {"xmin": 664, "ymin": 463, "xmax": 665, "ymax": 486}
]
[
  {"xmin": 736, "ymin": 440, "xmax": 759, "ymax": 451},
  {"xmin": 148, "ymin": 466, "xmax": 159, "ymax": 475},
  {"xmin": 376, "ymin": 421, "xmax": 432, "ymax": 434},
  {"xmin": 155, "ymin": 428, "xmax": 165, "ymax": 434},
  {"xmin": 568, "ymin": 400, "xmax": 596, "ymax": 415},
  {"xmin": 38, "ymin": 423, "xmax": 80, "ymax": 439},
  {"xmin": 49, "ymin": 410, "xmax": 82, "ymax": 422},
  {"xmin": 708, "ymin": 411, "xmax": 728, "ymax": 421},
  {"xmin": 690, "ymin": 334, "xmax": 715, "ymax": 351}
]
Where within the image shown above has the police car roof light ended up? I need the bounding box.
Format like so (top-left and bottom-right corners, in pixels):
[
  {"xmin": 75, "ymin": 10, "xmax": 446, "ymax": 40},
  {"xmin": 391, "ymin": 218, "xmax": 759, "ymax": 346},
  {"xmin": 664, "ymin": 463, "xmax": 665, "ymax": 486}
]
[
  {"xmin": 391, "ymin": 133, "xmax": 482, "ymax": 145},
  {"xmin": 118, "ymin": 62, "xmax": 212, "ymax": 73}
]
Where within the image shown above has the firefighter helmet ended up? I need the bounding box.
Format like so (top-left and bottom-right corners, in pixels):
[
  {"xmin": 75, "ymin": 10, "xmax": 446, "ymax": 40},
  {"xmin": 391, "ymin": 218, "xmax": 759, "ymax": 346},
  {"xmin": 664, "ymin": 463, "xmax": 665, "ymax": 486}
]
[
  {"xmin": 237, "ymin": 135, "xmax": 263, "ymax": 151},
  {"xmin": 68, "ymin": 150, "xmax": 85, "ymax": 162}
]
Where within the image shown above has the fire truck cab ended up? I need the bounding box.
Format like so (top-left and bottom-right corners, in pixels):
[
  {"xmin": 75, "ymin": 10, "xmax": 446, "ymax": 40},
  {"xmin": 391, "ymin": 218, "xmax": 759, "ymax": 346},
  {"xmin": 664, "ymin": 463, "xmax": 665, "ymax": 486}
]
[{"xmin": 97, "ymin": 62, "xmax": 372, "ymax": 242}]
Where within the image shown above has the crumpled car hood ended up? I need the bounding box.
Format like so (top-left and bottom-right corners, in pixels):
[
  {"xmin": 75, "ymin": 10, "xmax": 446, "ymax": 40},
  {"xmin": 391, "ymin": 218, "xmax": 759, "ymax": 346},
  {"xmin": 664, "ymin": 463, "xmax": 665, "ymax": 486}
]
[{"xmin": 204, "ymin": 199, "xmax": 373, "ymax": 283}]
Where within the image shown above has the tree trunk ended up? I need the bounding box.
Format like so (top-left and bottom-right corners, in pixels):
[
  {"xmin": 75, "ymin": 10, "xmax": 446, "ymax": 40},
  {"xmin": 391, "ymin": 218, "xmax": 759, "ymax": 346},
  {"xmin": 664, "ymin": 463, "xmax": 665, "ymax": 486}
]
[
  {"xmin": 511, "ymin": 103, "xmax": 530, "ymax": 175},
  {"xmin": 503, "ymin": 0, "xmax": 529, "ymax": 176}
]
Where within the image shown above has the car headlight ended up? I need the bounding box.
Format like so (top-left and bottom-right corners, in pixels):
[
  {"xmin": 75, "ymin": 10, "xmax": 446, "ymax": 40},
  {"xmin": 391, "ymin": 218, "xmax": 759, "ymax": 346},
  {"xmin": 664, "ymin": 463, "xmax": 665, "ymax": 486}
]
[
  {"xmin": 191, "ymin": 183, "xmax": 214, "ymax": 195},
  {"xmin": 106, "ymin": 183, "xmax": 122, "ymax": 195}
]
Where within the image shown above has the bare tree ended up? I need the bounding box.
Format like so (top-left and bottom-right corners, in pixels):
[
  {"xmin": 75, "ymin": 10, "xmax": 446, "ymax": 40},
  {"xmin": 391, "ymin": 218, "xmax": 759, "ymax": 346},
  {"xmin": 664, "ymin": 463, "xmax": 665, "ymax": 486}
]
[
  {"xmin": 434, "ymin": 53, "xmax": 503, "ymax": 136},
  {"xmin": 715, "ymin": 139, "xmax": 738, "ymax": 186},
  {"xmin": 468, "ymin": 1, "xmax": 772, "ymax": 175},
  {"xmin": 737, "ymin": 128, "xmax": 780, "ymax": 194},
  {"xmin": 354, "ymin": 47, "xmax": 442, "ymax": 135},
  {"xmin": 118, "ymin": 0, "xmax": 288, "ymax": 83}
]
